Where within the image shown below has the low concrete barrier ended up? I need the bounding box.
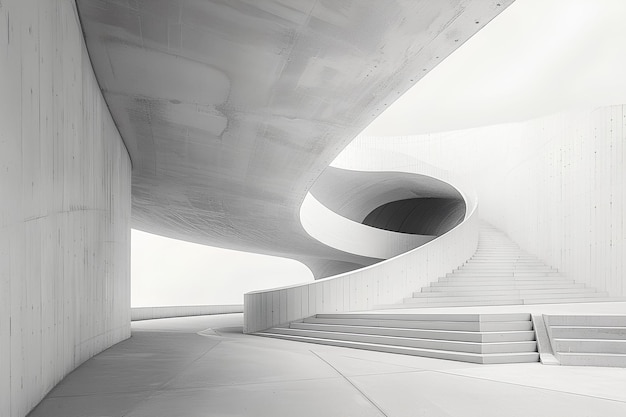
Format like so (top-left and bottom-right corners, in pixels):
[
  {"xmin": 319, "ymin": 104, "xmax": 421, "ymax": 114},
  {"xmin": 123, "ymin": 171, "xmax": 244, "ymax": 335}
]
[{"xmin": 131, "ymin": 305, "xmax": 243, "ymax": 321}]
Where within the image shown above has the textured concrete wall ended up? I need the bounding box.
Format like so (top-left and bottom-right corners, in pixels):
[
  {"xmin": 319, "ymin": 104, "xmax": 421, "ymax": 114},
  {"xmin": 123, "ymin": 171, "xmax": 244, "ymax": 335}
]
[
  {"xmin": 0, "ymin": 1, "xmax": 132, "ymax": 416},
  {"xmin": 362, "ymin": 105, "xmax": 626, "ymax": 298}
]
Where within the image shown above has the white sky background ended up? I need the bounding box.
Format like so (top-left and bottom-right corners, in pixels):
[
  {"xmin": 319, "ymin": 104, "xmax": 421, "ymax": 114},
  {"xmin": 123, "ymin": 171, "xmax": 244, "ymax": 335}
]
[
  {"xmin": 131, "ymin": 230, "xmax": 313, "ymax": 307},
  {"xmin": 132, "ymin": 0, "xmax": 626, "ymax": 307},
  {"xmin": 364, "ymin": 0, "xmax": 626, "ymax": 136}
]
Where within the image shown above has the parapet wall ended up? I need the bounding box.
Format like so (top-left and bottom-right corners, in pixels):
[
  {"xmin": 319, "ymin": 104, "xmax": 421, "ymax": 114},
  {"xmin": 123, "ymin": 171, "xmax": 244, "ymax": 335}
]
[
  {"xmin": 0, "ymin": 1, "xmax": 132, "ymax": 416},
  {"xmin": 244, "ymin": 151, "xmax": 479, "ymax": 333}
]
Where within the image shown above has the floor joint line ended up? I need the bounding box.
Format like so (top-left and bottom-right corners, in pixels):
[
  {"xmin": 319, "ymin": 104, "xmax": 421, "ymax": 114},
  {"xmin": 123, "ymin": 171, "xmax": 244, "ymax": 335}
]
[{"xmin": 310, "ymin": 350, "xmax": 390, "ymax": 417}]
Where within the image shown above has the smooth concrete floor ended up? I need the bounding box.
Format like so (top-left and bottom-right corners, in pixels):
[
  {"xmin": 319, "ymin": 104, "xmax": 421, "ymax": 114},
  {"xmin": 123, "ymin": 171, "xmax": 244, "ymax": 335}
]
[{"xmin": 29, "ymin": 313, "xmax": 626, "ymax": 417}]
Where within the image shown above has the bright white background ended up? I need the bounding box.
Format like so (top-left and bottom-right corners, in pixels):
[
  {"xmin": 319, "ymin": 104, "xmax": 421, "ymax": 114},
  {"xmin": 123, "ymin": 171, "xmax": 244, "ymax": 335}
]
[
  {"xmin": 363, "ymin": 0, "xmax": 626, "ymax": 136},
  {"xmin": 132, "ymin": 0, "xmax": 626, "ymax": 307},
  {"xmin": 131, "ymin": 230, "xmax": 313, "ymax": 307}
]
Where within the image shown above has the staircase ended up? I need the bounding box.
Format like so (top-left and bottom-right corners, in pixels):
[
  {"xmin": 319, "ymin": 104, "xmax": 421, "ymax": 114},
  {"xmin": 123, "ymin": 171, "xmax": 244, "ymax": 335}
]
[
  {"xmin": 255, "ymin": 223, "xmax": 622, "ymax": 364},
  {"xmin": 377, "ymin": 224, "xmax": 613, "ymax": 309},
  {"xmin": 257, "ymin": 313, "xmax": 539, "ymax": 364},
  {"xmin": 545, "ymin": 315, "xmax": 626, "ymax": 367}
]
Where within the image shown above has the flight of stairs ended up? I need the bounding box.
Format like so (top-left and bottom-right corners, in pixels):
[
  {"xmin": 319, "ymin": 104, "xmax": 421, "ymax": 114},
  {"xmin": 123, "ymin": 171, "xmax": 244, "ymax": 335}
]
[
  {"xmin": 377, "ymin": 224, "xmax": 614, "ymax": 309},
  {"xmin": 255, "ymin": 223, "xmax": 623, "ymax": 364},
  {"xmin": 257, "ymin": 312, "xmax": 539, "ymax": 364},
  {"xmin": 545, "ymin": 315, "xmax": 626, "ymax": 367}
]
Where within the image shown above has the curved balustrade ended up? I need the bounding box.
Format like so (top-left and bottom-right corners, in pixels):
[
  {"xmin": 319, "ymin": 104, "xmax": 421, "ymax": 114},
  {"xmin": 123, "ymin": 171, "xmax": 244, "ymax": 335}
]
[
  {"xmin": 244, "ymin": 153, "xmax": 479, "ymax": 333},
  {"xmin": 300, "ymin": 193, "xmax": 436, "ymax": 260}
]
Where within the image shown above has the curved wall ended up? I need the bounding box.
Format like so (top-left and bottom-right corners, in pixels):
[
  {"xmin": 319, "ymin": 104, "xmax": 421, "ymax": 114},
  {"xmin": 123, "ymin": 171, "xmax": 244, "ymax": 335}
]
[
  {"xmin": 310, "ymin": 166, "xmax": 463, "ymax": 223},
  {"xmin": 0, "ymin": 1, "xmax": 131, "ymax": 416},
  {"xmin": 244, "ymin": 205, "xmax": 478, "ymax": 333},
  {"xmin": 300, "ymin": 193, "xmax": 436, "ymax": 260},
  {"xmin": 244, "ymin": 156, "xmax": 479, "ymax": 333}
]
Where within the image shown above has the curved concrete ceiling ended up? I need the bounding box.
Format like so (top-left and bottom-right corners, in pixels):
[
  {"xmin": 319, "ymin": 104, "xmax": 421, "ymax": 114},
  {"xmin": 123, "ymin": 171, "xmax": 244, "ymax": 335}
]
[
  {"xmin": 363, "ymin": 197, "xmax": 465, "ymax": 235},
  {"xmin": 76, "ymin": 0, "xmax": 512, "ymax": 277},
  {"xmin": 310, "ymin": 166, "xmax": 463, "ymax": 223}
]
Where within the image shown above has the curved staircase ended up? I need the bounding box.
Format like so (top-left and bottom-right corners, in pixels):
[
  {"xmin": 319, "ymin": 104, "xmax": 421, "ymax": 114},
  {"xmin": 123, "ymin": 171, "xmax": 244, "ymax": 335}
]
[
  {"xmin": 377, "ymin": 224, "xmax": 614, "ymax": 309},
  {"xmin": 256, "ymin": 222, "xmax": 624, "ymax": 364}
]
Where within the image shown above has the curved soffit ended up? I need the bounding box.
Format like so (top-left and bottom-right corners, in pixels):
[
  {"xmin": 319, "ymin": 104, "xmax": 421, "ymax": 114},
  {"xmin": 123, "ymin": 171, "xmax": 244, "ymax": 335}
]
[
  {"xmin": 363, "ymin": 198, "xmax": 465, "ymax": 236},
  {"xmin": 76, "ymin": 0, "xmax": 512, "ymax": 276},
  {"xmin": 310, "ymin": 166, "xmax": 463, "ymax": 223}
]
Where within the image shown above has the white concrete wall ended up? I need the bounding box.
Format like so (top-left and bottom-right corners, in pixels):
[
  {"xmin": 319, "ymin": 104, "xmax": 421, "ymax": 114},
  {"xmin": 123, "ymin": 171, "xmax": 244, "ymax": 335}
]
[
  {"xmin": 365, "ymin": 105, "xmax": 626, "ymax": 298},
  {"xmin": 0, "ymin": 1, "xmax": 132, "ymax": 416}
]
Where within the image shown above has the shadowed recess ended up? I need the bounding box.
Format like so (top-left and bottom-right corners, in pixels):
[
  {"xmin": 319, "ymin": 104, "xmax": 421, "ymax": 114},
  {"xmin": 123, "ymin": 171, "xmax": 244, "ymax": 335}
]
[{"xmin": 362, "ymin": 197, "xmax": 465, "ymax": 236}]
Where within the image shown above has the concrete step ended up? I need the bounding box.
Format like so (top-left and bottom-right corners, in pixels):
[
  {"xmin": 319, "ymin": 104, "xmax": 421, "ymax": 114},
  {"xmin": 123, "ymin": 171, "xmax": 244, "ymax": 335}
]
[
  {"xmin": 255, "ymin": 333, "xmax": 539, "ymax": 364},
  {"xmin": 475, "ymin": 249, "xmax": 522, "ymax": 252},
  {"xmin": 404, "ymin": 292, "xmax": 608, "ymax": 304},
  {"xmin": 447, "ymin": 271, "xmax": 561, "ymax": 277},
  {"xmin": 470, "ymin": 255, "xmax": 539, "ymax": 260},
  {"xmin": 314, "ymin": 313, "xmax": 532, "ymax": 322},
  {"xmin": 522, "ymin": 292, "xmax": 609, "ymax": 300},
  {"xmin": 557, "ymin": 353, "xmax": 626, "ymax": 367},
  {"xmin": 302, "ymin": 317, "xmax": 534, "ymax": 332},
  {"xmin": 457, "ymin": 262, "xmax": 556, "ymax": 271},
  {"xmin": 380, "ymin": 297, "xmax": 620, "ymax": 309},
  {"xmin": 437, "ymin": 276, "xmax": 575, "ymax": 283},
  {"xmin": 453, "ymin": 265, "xmax": 559, "ymax": 273},
  {"xmin": 546, "ymin": 315, "xmax": 626, "ymax": 327},
  {"xmin": 464, "ymin": 261, "xmax": 547, "ymax": 266},
  {"xmin": 551, "ymin": 326, "xmax": 626, "ymax": 340},
  {"xmin": 523, "ymin": 297, "xmax": 622, "ymax": 305},
  {"xmin": 265, "ymin": 327, "xmax": 537, "ymax": 354},
  {"xmin": 458, "ymin": 265, "xmax": 556, "ymax": 271},
  {"xmin": 427, "ymin": 282, "xmax": 585, "ymax": 290},
  {"xmin": 404, "ymin": 295, "xmax": 528, "ymax": 304},
  {"xmin": 377, "ymin": 300, "xmax": 525, "ymax": 309},
  {"xmin": 289, "ymin": 322, "xmax": 536, "ymax": 342},
  {"xmin": 554, "ymin": 339, "xmax": 626, "ymax": 354},
  {"xmin": 472, "ymin": 255, "xmax": 536, "ymax": 259},
  {"xmin": 414, "ymin": 288, "xmax": 598, "ymax": 297},
  {"xmin": 474, "ymin": 246, "xmax": 526, "ymax": 249}
]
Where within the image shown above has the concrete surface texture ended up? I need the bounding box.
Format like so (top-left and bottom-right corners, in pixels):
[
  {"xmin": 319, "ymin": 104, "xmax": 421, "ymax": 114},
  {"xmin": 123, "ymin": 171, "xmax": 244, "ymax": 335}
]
[
  {"xmin": 28, "ymin": 314, "xmax": 626, "ymax": 417},
  {"xmin": 75, "ymin": 0, "xmax": 512, "ymax": 277},
  {"xmin": 0, "ymin": 1, "xmax": 132, "ymax": 416},
  {"xmin": 353, "ymin": 104, "xmax": 626, "ymax": 297}
]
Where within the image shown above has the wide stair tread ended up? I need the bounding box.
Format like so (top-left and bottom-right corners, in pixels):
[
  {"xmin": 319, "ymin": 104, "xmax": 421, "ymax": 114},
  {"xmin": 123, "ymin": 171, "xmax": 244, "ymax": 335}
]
[
  {"xmin": 255, "ymin": 332, "xmax": 539, "ymax": 364},
  {"xmin": 289, "ymin": 322, "xmax": 536, "ymax": 342},
  {"xmin": 264, "ymin": 327, "xmax": 537, "ymax": 353},
  {"xmin": 303, "ymin": 317, "xmax": 533, "ymax": 331},
  {"xmin": 256, "ymin": 312, "xmax": 538, "ymax": 364},
  {"xmin": 545, "ymin": 315, "xmax": 626, "ymax": 367},
  {"xmin": 396, "ymin": 221, "xmax": 622, "ymax": 309}
]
